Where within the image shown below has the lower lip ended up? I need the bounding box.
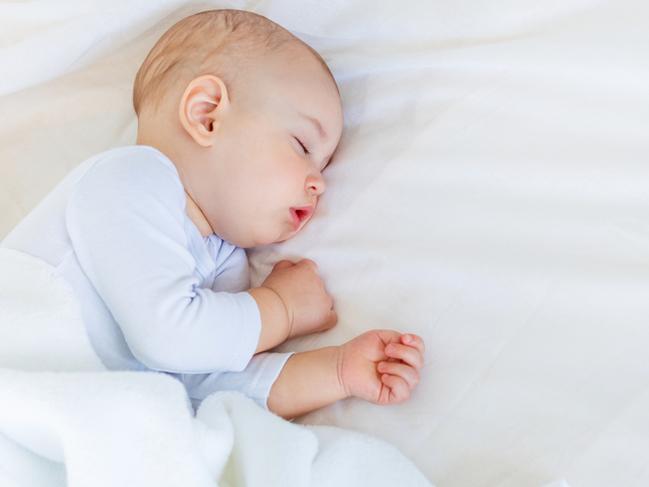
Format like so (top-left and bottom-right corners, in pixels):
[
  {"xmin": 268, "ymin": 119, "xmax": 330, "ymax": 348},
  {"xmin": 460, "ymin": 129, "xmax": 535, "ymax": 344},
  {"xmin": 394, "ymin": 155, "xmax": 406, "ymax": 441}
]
[{"xmin": 290, "ymin": 209, "xmax": 301, "ymax": 230}]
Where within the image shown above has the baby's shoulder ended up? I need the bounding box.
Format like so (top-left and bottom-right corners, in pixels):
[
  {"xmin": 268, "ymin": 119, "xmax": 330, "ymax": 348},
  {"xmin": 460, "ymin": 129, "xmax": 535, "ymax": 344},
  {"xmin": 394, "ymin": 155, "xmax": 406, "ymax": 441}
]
[
  {"xmin": 74, "ymin": 145, "xmax": 182, "ymax": 197},
  {"xmin": 86, "ymin": 145, "xmax": 178, "ymax": 183},
  {"xmin": 68, "ymin": 145, "xmax": 186, "ymax": 216}
]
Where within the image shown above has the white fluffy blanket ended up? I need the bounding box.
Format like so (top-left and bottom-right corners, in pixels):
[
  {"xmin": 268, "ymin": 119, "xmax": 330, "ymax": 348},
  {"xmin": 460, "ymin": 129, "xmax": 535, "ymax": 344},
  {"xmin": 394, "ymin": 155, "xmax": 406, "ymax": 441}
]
[{"xmin": 0, "ymin": 248, "xmax": 431, "ymax": 487}]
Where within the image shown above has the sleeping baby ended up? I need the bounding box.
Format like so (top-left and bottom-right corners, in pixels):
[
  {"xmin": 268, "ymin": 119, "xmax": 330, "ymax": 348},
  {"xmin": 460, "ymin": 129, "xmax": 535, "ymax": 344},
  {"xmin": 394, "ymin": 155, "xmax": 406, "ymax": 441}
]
[{"xmin": 1, "ymin": 9, "xmax": 424, "ymax": 419}]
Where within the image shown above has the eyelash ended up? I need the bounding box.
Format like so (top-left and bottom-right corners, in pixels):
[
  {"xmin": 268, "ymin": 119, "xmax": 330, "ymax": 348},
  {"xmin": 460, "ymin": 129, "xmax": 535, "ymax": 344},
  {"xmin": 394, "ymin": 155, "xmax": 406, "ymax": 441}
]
[{"xmin": 295, "ymin": 137, "xmax": 309, "ymax": 155}]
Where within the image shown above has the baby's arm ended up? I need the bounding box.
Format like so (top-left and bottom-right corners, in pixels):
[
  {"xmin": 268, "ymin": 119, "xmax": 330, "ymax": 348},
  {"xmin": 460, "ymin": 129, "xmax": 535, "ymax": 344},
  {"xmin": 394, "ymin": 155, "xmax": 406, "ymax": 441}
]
[
  {"xmin": 209, "ymin": 249, "xmax": 293, "ymax": 355},
  {"xmin": 267, "ymin": 330, "xmax": 425, "ymax": 420},
  {"xmin": 267, "ymin": 346, "xmax": 348, "ymax": 419},
  {"xmin": 67, "ymin": 152, "xmax": 266, "ymax": 373},
  {"xmin": 249, "ymin": 259, "xmax": 337, "ymax": 354},
  {"xmin": 248, "ymin": 286, "xmax": 292, "ymax": 352}
]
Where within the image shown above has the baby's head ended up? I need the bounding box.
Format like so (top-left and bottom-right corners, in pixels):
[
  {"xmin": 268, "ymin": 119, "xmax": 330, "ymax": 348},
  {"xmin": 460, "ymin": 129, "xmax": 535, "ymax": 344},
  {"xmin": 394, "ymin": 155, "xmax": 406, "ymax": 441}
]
[{"xmin": 133, "ymin": 9, "xmax": 343, "ymax": 248}]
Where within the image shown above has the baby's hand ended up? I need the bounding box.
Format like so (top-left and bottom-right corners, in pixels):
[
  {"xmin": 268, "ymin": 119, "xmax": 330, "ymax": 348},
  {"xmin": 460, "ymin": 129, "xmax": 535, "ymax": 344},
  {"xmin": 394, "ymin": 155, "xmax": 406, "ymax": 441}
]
[
  {"xmin": 261, "ymin": 259, "xmax": 337, "ymax": 339},
  {"xmin": 339, "ymin": 330, "xmax": 425, "ymax": 405}
]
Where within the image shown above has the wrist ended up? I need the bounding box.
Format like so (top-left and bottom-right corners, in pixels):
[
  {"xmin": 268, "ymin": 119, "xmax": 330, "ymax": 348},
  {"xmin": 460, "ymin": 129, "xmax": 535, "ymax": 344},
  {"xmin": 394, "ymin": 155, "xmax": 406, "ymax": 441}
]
[
  {"xmin": 248, "ymin": 287, "xmax": 292, "ymax": 352},
  {"xmin": 335, "ymin": 345, "xmax": 352, "ymax": 399},
  {"xmin": 263, "ymin": 285, "xmax": 293, "ymax": 340},
  {"xmin": 267, "ymin": 346, "xmax": 350, "ymax": 419}
]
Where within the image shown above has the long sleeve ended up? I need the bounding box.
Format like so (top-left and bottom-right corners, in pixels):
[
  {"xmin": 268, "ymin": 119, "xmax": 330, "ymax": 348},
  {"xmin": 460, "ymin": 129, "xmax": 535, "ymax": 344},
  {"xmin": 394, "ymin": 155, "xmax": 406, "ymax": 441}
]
[{"xmin": 65, "ymin": 147, "xmax": 260, "ymax": 374}]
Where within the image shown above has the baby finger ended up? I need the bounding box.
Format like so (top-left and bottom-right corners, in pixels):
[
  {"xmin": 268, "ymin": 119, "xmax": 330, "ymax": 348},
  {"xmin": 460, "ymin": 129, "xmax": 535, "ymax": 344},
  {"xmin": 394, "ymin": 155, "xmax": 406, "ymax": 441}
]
[
  {"xmin": 401, "ymin": 334, "xmax": 425, "ymax": 355},
  {"xmin": 380, "ymin": 374, "xmax": 411, "ymax": 404},
  {"xmin": 385, "ymin": 343, "xmax": 424, "ymax": 369},
  {"xmin": 377, "ymin": 361, "xmax": 419, "ymax": 389}
]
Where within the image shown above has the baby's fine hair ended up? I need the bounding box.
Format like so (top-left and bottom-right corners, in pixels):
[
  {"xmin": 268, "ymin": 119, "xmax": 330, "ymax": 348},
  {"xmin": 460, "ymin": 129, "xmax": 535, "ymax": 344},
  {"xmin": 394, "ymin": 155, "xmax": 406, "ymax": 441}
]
[{"xmin": 133, "ymin": 9, "xmax": 334, "ymax": 115}]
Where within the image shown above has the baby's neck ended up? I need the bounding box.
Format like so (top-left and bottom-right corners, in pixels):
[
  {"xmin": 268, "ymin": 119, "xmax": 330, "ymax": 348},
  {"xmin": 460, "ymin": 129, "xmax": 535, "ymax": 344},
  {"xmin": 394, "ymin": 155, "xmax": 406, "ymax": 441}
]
[
  {"xmin": 136, "ymin": 123, "xmax": 213, "ymax": 238},
  {"xmin": 185, "ymin": 193, "xmax": 214, "ymax": 237}
]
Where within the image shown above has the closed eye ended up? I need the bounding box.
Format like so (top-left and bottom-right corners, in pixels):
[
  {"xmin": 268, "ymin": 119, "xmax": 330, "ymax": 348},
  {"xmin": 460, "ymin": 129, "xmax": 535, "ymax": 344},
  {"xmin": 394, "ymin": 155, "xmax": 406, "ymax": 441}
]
[{"xmin": 295, "ymin": 137, "xmax": 309, "ymax": 155}]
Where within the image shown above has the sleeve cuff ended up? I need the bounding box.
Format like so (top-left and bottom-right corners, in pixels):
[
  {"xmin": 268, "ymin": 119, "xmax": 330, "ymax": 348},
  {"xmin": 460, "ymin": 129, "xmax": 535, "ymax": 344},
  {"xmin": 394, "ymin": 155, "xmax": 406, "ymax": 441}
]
[
  {"xmin": 229, "ymin": 291, "xmax": 262, "ymax": 371},
  {"xmin": 245, "ymin": 351, "xmax": 295, "ymax": 411},
  {"xmin": 179, "ymin": 351, "xmax": 294, "ymax": 412}
]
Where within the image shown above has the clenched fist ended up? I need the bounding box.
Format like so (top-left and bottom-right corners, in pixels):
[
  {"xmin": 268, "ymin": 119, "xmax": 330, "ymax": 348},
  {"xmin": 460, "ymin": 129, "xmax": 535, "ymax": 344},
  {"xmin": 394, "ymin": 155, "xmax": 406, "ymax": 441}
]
[
  {"xmin": 261, "ymin": 259, "xmax": 337, "ymax": 339},
  {"xmin": 338, "ymin": 330, "xmax": 425, "ymax": 405}
]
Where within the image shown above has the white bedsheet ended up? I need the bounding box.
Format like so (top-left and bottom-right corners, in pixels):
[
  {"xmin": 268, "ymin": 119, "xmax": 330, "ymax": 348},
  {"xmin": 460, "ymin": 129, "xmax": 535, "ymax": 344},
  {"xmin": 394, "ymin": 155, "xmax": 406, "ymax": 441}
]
[{"xmin": 2, "ymin": 1, "xmax": 649, "ymax": 485}]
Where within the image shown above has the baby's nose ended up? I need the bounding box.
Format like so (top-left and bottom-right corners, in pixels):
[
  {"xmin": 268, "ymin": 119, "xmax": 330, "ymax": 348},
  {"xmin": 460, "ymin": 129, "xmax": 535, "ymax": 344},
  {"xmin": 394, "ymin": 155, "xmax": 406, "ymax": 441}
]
[{"xmin": 306, "ymin": 174, "xmax": 326, "ymax": 196}]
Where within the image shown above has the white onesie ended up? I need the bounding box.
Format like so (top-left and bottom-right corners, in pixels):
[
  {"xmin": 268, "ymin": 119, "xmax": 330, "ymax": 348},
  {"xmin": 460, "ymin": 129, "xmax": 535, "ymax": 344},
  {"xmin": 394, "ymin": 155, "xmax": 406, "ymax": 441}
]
[{"xmin": 1, "ymin": 145, "xmax": 292, "ymax": 411}]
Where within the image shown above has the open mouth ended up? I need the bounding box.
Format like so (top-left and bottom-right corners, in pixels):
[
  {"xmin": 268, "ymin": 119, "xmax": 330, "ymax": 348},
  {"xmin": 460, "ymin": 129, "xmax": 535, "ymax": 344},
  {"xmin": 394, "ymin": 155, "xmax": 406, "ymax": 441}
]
[{"xmin": 290, "ymin": 206, "xmax": 313, "ymax": 229}]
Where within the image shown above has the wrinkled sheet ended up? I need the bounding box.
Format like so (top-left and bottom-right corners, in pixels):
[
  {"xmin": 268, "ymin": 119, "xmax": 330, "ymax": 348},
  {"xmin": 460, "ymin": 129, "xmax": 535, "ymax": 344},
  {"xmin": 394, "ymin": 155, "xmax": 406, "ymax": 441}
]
[{"xmin": 1, "ymin": 1, "xmax": 649, "ymax": 485}]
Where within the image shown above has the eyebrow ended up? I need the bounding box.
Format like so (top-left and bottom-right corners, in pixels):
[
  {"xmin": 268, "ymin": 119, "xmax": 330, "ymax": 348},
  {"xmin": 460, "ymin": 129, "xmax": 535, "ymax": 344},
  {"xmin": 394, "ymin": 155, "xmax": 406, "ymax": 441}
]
[{"xmin": 299, "ymin": 112, "xmax": 327, "ymax": 141}]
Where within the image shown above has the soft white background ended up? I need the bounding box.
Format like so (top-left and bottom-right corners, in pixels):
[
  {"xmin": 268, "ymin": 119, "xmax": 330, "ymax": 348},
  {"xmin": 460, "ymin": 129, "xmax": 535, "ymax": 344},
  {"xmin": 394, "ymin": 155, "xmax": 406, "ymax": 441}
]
[{"xmin": 1, "ymin": 1, "xmax": 649, "ymax": 485}]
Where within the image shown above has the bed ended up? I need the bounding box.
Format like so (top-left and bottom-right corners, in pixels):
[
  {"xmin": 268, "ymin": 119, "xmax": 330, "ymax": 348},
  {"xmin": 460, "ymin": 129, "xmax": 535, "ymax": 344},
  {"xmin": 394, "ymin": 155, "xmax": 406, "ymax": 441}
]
[{"xmin": 2, "ymin": 1, "xmax": 648, "ymax": 485}]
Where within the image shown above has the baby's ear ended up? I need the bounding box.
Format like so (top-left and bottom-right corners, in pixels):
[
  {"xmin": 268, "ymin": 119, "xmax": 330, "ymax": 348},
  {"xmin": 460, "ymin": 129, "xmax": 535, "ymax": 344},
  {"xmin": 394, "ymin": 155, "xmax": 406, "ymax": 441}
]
[{"xmin": 178, "ymin": 75, "xmax": 230, "ymax": 147}]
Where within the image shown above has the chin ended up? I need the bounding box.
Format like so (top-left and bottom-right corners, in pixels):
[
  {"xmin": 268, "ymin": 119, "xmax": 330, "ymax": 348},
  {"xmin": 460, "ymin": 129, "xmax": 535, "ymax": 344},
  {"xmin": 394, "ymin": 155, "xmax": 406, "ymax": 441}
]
[
  {"xmin": 266, "ymin": 230, "xmax": 294, "ymax": 245},
  {"xmin": 277, "ymin": 226, "xmax": 302, "ymax": 243},
  {"xmin": 228, "ymin": 226, "xmax": 291, "ymax": 248},
  {"xmin": 216, "ymin": 231, "xmax": 253, "ymax": 249},
  {"xmin": 236, "ymin": 233, "xmax": 278, "ymax": 249}
]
